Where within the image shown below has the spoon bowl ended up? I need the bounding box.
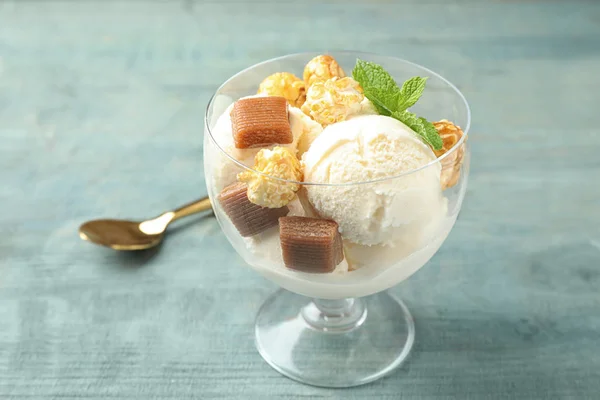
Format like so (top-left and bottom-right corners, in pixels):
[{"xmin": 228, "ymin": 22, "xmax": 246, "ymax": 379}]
[
  {"xmin": 79, "ymin": 197, "xmax": 212, "ymax": 250},
  {"xmin": 79, "ymin": 219, "xmax": 164, "ymax": 250}
]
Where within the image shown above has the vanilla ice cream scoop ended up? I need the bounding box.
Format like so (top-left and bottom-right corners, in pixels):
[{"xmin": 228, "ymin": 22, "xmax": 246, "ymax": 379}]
[{"xmin": 303, "ymin": 115, "xmax": 446, "ymax": 246}]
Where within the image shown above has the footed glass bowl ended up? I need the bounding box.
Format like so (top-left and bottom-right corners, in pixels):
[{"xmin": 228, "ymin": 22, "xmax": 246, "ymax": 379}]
[{"xmin": 203, "ymin": 52, "xmax": 470, "ymax": 387}]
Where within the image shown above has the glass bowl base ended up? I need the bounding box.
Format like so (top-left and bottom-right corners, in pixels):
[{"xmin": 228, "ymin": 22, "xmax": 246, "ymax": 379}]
[{"xmin": 254, "ymin": 289, "xmax": 415, "ymax": 388}]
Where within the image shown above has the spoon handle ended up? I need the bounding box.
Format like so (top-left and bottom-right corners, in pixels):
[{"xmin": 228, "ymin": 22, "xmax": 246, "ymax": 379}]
[{"xmin": 170, "ymin": 196, "xmax": 212, "ymax": 222}]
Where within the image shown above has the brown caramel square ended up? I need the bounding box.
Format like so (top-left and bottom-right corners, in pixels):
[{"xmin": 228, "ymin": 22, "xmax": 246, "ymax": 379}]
[
  {"xmin": 279, "ymin": 216, "xmax": 344, "ymax": 273},
  {"xmin": 231, "ymin": 96, "xmax": 293, "ymax": 149},
  {"xmin": 218, "ymin": 182, "xmax": 289, "ymax": 237}
]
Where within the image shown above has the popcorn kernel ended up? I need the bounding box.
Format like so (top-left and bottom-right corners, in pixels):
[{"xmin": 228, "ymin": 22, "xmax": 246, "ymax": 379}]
[
  {"xmin": 258, "ymin": 72, "xmax": 306, "ymax": 108},
  {"xmin": 301, "ymin": 77, "xmax": 364, "ymax": 126},
  {"xmin": 303, "ymin": 55, "xmax": 346, "ymax": 87},
  {"xmin": 237, "ymin": 147, "xmax": 303, "ymax": 208},
  {"xmin": 432, "ymin": 119, "xmax": 466, "ymax": 190}
]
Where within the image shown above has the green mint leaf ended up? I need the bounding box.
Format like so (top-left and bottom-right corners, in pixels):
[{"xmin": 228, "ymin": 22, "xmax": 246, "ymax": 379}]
[
  {"xmin": 397, "ymin": 76, "xmax": 427, "ymax": 111},
  {"xmin": 353, "ymin": 59, "xmax": 443, "ymax": 151},
  {"xmin": 391, "ymin": 111, "xmax": 443, "ymax": 151},
  {"xmin": 363, "ymin": 89, "xmax": 396, "ymax": 116},
  {"xmin": 352, "ymin": 59, "xmax": 400, "ymax": 116},
  {"xmin": 391, "ymin": 110, "xmax": 420, "ymax": 130},
  {"xmin": 420, "ymin": 117, "xmax": 444, "ymax": 151},
  {"xmin": 391, "ymin": 110, "xmax": 425, "ymax": 141}
]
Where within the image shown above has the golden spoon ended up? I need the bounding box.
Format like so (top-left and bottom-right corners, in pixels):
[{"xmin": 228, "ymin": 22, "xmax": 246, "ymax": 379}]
[{"xmin": 79, "ymin": 197, "xmax": 212, "ymax": 250}]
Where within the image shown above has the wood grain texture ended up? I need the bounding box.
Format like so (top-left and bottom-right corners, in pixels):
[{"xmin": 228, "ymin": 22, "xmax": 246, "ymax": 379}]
[{"xmin": 1, "ymin": 0, "xmax": 600, "ymax": 398}]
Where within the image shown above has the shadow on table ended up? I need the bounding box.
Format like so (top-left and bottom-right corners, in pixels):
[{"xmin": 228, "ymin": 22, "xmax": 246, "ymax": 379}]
[{"xmin": 103, "ymin": 213, "xmax": 214, "ymax": 269}]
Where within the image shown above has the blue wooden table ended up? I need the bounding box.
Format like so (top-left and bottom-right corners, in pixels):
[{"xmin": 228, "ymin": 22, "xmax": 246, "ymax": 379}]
[{"xmin": 1, "ymin": 1, "xmax": 600, "ymax": 398}]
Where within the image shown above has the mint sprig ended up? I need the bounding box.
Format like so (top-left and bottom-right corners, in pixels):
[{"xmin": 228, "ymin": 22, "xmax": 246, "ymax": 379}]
[
  {"xmin": 391, "ymin": 111, "xmax": 443, "ymax": 151},
  {"xmin": 352, "ymin": 59, "xmax": 443, "ymax": 151},
  {"xmin": 351, "ymin": 59, "xmax": 399, "ymax": 116},
  {"xmin": 398, "ymin": 76, "xmax": 427, "ymax": 110}
]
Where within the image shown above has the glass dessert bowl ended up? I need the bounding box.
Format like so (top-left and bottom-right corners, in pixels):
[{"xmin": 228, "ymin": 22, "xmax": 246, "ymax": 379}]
[{"xmin": 203, "ymin": 52, "xmax": 470, "ymax": 388}]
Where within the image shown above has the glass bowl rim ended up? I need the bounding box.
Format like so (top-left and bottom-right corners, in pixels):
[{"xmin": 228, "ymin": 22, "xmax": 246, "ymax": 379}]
[{"xmin": 204, "ymin": 50, "xmax": 471, "ymax": 187}]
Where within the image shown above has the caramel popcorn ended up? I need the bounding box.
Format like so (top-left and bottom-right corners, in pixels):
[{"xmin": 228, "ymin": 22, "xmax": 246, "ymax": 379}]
[
  {"xmin": 238, "ymin": 147, "xmax": 303, "ymax": 208},
  {"xmin": 433, "ymin": 119, "xmax": 466, "ymax": 190},
  {"xmin": 301, "ymin": 77, "xmax": 364, "ymax": 126},
  {"xmin": 258, "ymin": 72, "xmax": 306, "ymax": 108},
  {"xmin": 303, "ymin": 55, "xmax": 346, "ymax": 87}
]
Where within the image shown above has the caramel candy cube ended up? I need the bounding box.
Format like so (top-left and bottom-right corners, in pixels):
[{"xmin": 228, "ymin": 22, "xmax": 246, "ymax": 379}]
[
  {"xmin": 218, "ymin": 182, "xmax": 289, "ymax": 237},
  {"xmin": 231, "ymin": 96, "xmax": 293, "ymax": 149},
  {"xmin": 279, "ymin": 216, "xmax": 344, "ymax": 273}
]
